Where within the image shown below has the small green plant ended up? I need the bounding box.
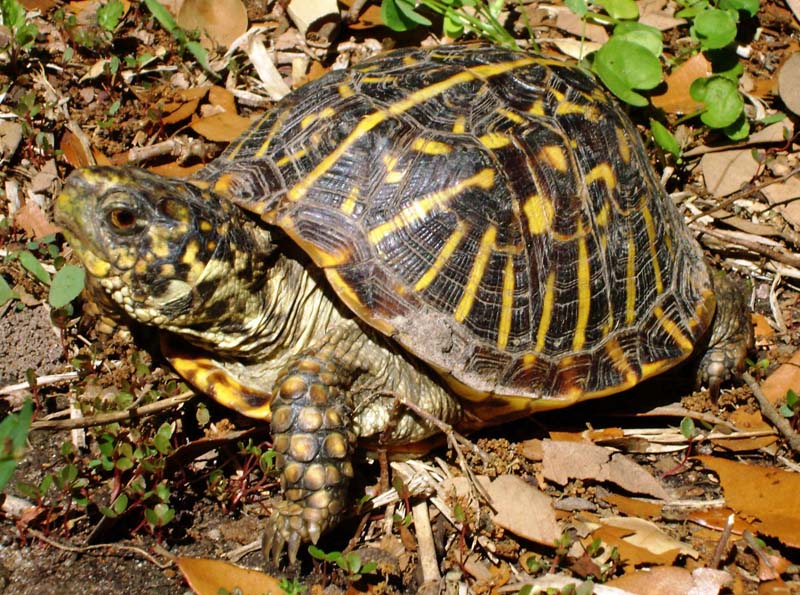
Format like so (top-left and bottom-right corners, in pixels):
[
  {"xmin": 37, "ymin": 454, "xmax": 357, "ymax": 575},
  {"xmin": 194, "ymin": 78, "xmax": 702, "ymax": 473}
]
[
  {"xmin": 142, "ymin": 0, "xmax": 214, "ymax": 74},
  {"xmin": 779, "ymin": 389, "xmax": 799, "ymax": 428},
  {"xmin": 0, "ymin": 399, "xmax": 33, "ymax": 491},
  {"xmin": 0, "ymin": 0, "xmax": 38, "ymax": 67},
  {"xmin": 308, "ymin": 546, "xmax": 378, "ymax": 582},
  {"xmin": 278, "ymin": 577, "xmax": 308, "ymax": 595},
  {"xmin": 381, "ymin": 0, "xmax": 518, "ymax": 47}
]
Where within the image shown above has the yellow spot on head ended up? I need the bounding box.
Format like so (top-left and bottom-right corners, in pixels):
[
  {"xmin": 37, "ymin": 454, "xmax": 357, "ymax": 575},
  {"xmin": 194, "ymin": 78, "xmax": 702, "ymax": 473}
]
[
  {"xmin": 160, "ymin": 263, "xmax": 175, "ymax": 277},
  {"xmin": 199, "ymin": 220, "xmax": 213, "ymax": 232},
  {"xmin": 182, "ymin": 240, "xmax": 200, "ymax": 265},
  {"xmin": 479, "ymin": 132, "xmax": 511, "ymax": 150},
  {"xmin": 454, "ymin": 225, "xmax": 496, "ymax": 322},
  {"xmin": 411, "ymin": 138, "xmax": 452, "ymax": 155},
  {"xmin": 151, "ymin": 236, "xmax": 170, "ymax": 259},
  {"xmin": 523, "ymin": 194, "xmax": 554, "ymax": 235},
  {"xmin": 539, "ymin": 145, "xmax": 568, "ymax": 172}
]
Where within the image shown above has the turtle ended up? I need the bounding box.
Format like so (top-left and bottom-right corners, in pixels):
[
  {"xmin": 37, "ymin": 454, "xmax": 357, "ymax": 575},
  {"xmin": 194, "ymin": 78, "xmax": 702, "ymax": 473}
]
[{"xmin": 54, "ymin": 43, "xmax": 753, "ymax": 563}]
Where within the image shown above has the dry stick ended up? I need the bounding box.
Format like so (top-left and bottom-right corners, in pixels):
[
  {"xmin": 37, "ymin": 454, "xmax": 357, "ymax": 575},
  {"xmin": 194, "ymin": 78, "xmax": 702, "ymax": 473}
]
[
  {"xmin": 692, "ymin": 224, "xmax": 800, "ymax": 269},
  {"xmin": 25, "ymin": 527, "xmax": 171, "ymax": 569},
  {"xmin": 412, "ymin": 499, "xmax": 441, "ymax": 584},
  {"xmin": 741, "ymin": 372, "xmax": 800, "ymax": 455},
  {"xmin": 30, "ymin": 391, "xmax": 195, "ymax": 431},
  {"xmin": 710, "ymin": 512, "xmax": 735, "ymax": 569}
]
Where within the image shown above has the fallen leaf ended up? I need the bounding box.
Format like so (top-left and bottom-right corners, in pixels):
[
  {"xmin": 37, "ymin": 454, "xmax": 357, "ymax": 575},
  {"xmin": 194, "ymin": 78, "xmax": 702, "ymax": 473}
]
[
  {"xmin": 700, "ymin": 149, "xmax": 761, "ymax": 198},
  {"xmin": 14, "ymin": 202, "xmax": 61, "ymax": 239},
  {"xmin": 60, "ymin": 130, "xmax": 94, "ymax": 168},
  {"xmin": 758, "ymin": 580, "xmax": 795, "ymax": 594},
  {"xmin": 749, "ymin": 120, "xmax": 794, "ymax": 144},
  {"xmin": 603, "ymin": 494, "xmax": 663, "ymax": 519},
  {"xmin": 696, "ymin": 456, "xmax": 800, "ymax": 547},
  {"xmin": 651, "ymin": 53, "xmax": 712, "ymax": 114},
  {"xmin": 687, "ymin": 508, "xmax": 757, "ymax": 534},
  {"xmin": 190, "ymin": 111, "xmax": 252, "ymax": 142},
  {"xmin": 148, "ymin": 161, "xmax": 206, "ymax": 178},
  {"xmin": 778, "ymin": 53, "xmax": 800, "ymax": 117},
  {"xmin": 176, "ymin": 557, "xmax": 282, "ymax": 595},
  {"xmin": 607, "ymin": 566, "xmax": 731, "ymax": 595},
  {"xmin": 600, "ymin": 516, "xmax": 699, "ymax": 558},
  {"xmin": 176, "ymin": 0, "xmax": 248, "ymax": 48},
  {"xmin": 542, "ymin": 439, "xmax": 668, "ymax": 499},
  {"xmin": 752, "ymin": 313, "xmax": 774, "ymax": 342},
  {"xmin": 711, "ymin": 409, "xmax": 776, "ymax": 451},
  {"xmin": 759, "ymin": 350, "xmax": 800, "ymax": 405},
  {"xmin": 486, "ymin": 475, "xmax": 561, "ymax": 546},
  {"xmin": 208, "ymin": 85, "xmax": 237, "ymax": 113},
  {"xmin": 0, "ymin": 120, "xmax": 23, "ymax": 160},
  {"xmin": 761, "ymin": 175, "xmax": 800, "ymax": 230}
]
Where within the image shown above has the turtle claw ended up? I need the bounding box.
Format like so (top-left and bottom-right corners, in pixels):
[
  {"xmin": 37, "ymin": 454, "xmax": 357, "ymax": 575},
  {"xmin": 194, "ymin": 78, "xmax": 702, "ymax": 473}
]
[{"xmin": 262, "ymin": 500, "xmax": 327, "ymax": 564}]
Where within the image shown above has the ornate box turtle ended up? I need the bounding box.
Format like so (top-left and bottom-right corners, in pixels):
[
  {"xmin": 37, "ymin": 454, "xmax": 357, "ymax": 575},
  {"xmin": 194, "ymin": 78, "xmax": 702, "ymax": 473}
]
[{"xmin": 54, "ymin": 44, "xmax": 752, "ymax": 562}]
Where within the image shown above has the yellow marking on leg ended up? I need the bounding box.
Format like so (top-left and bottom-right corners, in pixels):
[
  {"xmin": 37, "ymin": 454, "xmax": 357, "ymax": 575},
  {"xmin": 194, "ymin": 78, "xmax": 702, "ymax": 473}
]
[
  {"xmin": 585, "ymin": 163, "xmax": 616, "ymax": 191},
  {"xmin": 454, "ymin": 225, "xmax": 496, "ymax": 322},
  {"xmin": 341, "ymin": 186, "xmax": 359, "ymax": 215},
  {"xmin": 411, "ymin": 138, "xmax": 452, "ymax": 155},
  {"xmin": 368, "ymin": 169, "xmax": 495, "ymax": 244},
  {"xmin": 479, "ymin": 132, "xmax": 511, "ymax": 149},
  {"xmin": 497, "ymin": 254, "xmax": 515, "ymax": 350},
  {"xmin": 605, "ymin": 337, "xmax": 638, "ymax": 387},
  {"xmin": 414, "ymin": 221, "xmax": 467, "ymax": 291},
  {"xmin": 535, "ymin": 271, "xmax": 556, "ymax": 351},
  {"xmin": 452, "ymin": 116, "xmax": 466, "ymax": 134},
  {"xmin": 288, "ymin": 58, "xmax": 536, "ymax": 202},
  {"xmin": 572, "ymin": 220, "xmax": 590, "ymax": 351},
  {"xmin": 641, "ymin": 205, "xmax": 663, "ymax": 294},
  {"xmin": 625, "ymin": 229, "xmax": 637, "ymax": 325},
  {"xmin": 539, "ymin": 145, "xmax": 568, "ymax": 172},
  {"xmin": 654, "ymin": 306, "xmax": 694, "ymax": 352},
  {"xmin": 523, "ymin": 194, "xmax": 554, "ymax": 235}
]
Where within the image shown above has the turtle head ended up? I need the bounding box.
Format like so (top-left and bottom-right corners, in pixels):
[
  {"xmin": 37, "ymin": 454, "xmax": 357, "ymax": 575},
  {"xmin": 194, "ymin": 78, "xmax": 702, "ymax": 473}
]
[{"xmin": 55, "ymin": 166, "xmax": 275, "ymax": 334}]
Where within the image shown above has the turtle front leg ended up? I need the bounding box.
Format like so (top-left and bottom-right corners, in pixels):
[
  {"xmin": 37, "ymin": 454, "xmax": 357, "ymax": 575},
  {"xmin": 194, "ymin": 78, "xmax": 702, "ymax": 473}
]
[{"xmin": 265, "ymin": 353, "xmax": 356, "ymax": 563}]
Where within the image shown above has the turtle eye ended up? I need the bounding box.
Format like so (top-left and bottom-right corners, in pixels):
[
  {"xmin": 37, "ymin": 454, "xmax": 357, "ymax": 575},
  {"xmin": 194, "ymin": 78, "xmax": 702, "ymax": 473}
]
[{"xmin": 106, "ymin": 206, "xmax": 139, "ymax": 233}]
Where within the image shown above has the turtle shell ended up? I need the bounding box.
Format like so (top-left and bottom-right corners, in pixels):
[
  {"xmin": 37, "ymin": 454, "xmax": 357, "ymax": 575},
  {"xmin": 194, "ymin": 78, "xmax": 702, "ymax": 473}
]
[{"xmin": 200, "ymin": 44, "xmax": 716, "ymax": 411}]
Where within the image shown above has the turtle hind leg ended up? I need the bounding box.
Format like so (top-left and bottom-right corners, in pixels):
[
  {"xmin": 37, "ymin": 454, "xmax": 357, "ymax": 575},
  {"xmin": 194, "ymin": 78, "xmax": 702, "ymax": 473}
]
[
  {"xmin": 697, "ymin": 273, "xmax": 754, "ymax": 396},
  {"xmin": 265, "ymin": 354, "xmax": 356, "ymax": 563}
]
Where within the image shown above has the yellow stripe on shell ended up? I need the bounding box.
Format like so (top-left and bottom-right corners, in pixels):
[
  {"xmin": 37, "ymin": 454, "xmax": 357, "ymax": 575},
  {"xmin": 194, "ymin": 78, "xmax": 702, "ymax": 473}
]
[
  {"xmin": 287, "ymin": 58, "xmax": 537, "ymax": 203},
  {"xmin": 368, "ymin": 168, "xmax": 495, "ymax": 245},
  {"xmin": 411, "ymin": 138, "xmax": 452, "ymax": 155},
  {"xmin": 338, "ymin": 84, "xmax": 355, "ymax": 98},
  {"xmin": 535, "ymin": 270, "xmax": 556, "ymax": 351},
  {"xmin": 585, "ymin": 163, "xmax": 616, "ymax": 191},
  {"xmin": 604, "ymin": 337, "xmax": 639, "ymax": 387},
  {"xmin": 641, "ymin": 205, "xmax": 663, "ymax": 294},
  {"xmin": 275, "ymin": 147, "xmax": 308, "ymax": 168},
  {"xmin": 497, "ymin": 254, "xmax": 515, "ymax": 350},
  {"xmin": 615, "ymin": 127, "xmax": 631, "ymax": 163},
  {"xmin": 249, "ymin": 106, "xmax": 293, "ymax": 160},
  {"xmin": 341, "ymin": 186, "xmax": 359, "ymax": 215},
  {"xmin": 498, "ymin": 108, "xmax": 524, "ymax": 124},
  {"xmin": 528, "ymin": 99, "xmax": 545, "ymax": 116},
  {"xmin": 278, "ymin": 215, "xmax": 351, "ymax": 267},
  {"xmin": 654, "ymin": 306, "xmax": 694, "ymax": 352},
  {"xmin": 539, "ymin": 145, "xmax": 568, "ymax": 172},
  {"xmin": 572, "ymin": 219, "xmax": 590, "ymax": 351},
  {"xmin": 452, "ymin": 116, "xmax": 466, "ymax": 134},
  {"xmin": 555, "ymin": 102, "xmax": 599, "ymax": 120},
  {"xmin": 479, "ymin": 132, "xmax": 511, "ymax": 150},
  {"xmin": 414, "ymin": 220, "xmax": 467, "ymax": 292},
  {"xmin": 625, "ymin": 229, "xmax": 637, "ymax": 325},
  {"xmin": 324, "ymin": 268, "xmax": 397, "ymax": 336},
  {"xmin": 454, "ymin": 225, "xmax": 497, "ymax": 322},
  {"xmin": 523, "ymin": 193, "xmax": 555, "ymax": 235}
]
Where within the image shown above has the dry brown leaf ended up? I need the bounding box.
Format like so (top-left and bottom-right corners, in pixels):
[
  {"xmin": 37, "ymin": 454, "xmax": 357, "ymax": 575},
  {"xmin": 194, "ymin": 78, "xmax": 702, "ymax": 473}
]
[
  {"xmin": 175, "ymin": 557, "xmax": 282, "ymax": 595},
  {"xmin": 208, "ymin": 85, "xmax": 237, "ymax": 114},
  {"xmin": 752, "ymin": 313, "xmax": 774, "ymax": 342},
  {"xmin": 696, "ymin": 456, "xmax": 800, "ymax": 547},
  {"xmin": 19, "ymin": 0, "xmax": 59, "ymax": 10},
  {"xmin": 554, "ymin": 9, "xmax": 609, "ymax": 43},
  {"xmin": 601, "ymin": 516, "xmax": 699, "ymax": 558},
  {"xmin": 0, "ymin": 120, "xmax": 23, "ymax": 160},
  {"xmin": 759, "ymin": 350, "xmax": 800, "ymax": 405},
  {"xmin": 162, "ymin": 98, "xmax": 202, "ymax": 125},
  {"xmin": 651, "ymin": 54, "xmax": 711, "ymax": 114},
  {"xmin": 591, "ymin": 524, "xmax": 682, "ymax": 566},
  {"xmin": 700, "ymin": 149, "xmax": 761, "ymax": 198},
  {"xmin": 190, "ymin": 111, "xmax": 251, "ymax": 142},
  {"xmin": 176, "ymin": 0, "xmax": 247, "ymax": 48},
  {"xmin": 758, "ymin": 580, "xmax": 796, "ymax": 594},
  {"xmin": 761, "ymin": 175, "xmax": 800, "ymax": 230},
  {"xmin": 749, "ymin": 120, "xmax": 794, "ymax": 144},
  {"xmin": 687, "ymin": 507, "xmax": 757, "ymax": 534},
  {"xmin": 14, "ymin": 202, "xmax": 61, "ymax": 239},
  {"xmin": 778, "ymin": 53, "xmax": 800, "ymax": 117},
  {"xmin": 60, "ymin": 130, "xmax": 94, "ymax": 168},
  {"xmin": 148, "ymin": 161, "xmax": 206, "ymax": 178},
  {"xmin": 711, "ymin": 409, "xmax": 776, "ymax": 451},
  {"xmin": 348, "ymin": 3, "xmax": 385, "ymax": 29},
  {"xmin": 607, "ymin": 566, "xmax": 732, "ymax": 595},
  {"xmin": 603, "ymin": 493, "xmax": 663, "ymax": 519},
  {"xmin": 542, "ymin": 439, "xmax": 669, "ymax": 499},
  {"xmin": 486, "ymin": 475, "xmax": 561, "ymax": 546}
]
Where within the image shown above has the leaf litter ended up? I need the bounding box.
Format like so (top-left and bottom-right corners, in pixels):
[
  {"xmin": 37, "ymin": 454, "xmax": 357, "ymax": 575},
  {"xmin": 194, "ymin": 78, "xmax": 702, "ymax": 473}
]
[{"xmin": 0, "ymin": 0, "xmax": 799, "ymax": 594}]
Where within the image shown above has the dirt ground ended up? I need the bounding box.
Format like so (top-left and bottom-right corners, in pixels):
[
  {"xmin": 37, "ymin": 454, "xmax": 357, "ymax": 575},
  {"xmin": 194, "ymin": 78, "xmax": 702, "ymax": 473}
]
[{"xmin": 1, "ymin": 1, "xmax": 800, "ymax": 594}]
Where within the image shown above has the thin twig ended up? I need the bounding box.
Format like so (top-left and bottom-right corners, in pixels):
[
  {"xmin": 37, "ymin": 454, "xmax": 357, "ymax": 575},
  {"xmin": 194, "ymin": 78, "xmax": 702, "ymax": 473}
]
[
  {"xmin": 691, "ymin": 224, "xmax": 800, "ymax": 268},
  {"xmin": 30, "ymin": 391, "xmax": 195, "ymax": 431},
  {"xmin": 25, "ymin": 527, "xmax": 172, "ymax": 569},
  {"xmin": 742, "ymin": 372, "xmax": 800, "ymax": 455}
]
